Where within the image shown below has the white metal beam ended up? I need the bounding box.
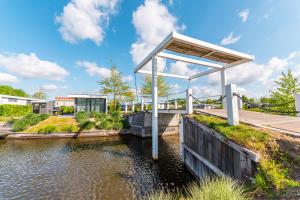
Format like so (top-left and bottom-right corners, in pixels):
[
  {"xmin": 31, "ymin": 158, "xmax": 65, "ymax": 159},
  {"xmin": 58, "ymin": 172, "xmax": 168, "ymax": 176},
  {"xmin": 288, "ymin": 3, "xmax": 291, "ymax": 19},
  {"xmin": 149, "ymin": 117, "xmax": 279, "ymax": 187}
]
[
  {"xmin": 138, "ymin": 69, "xmax": 189, "ymax": 79},
  {"xmin": 152, "ymin": 56, "xmax": 158, "ymax": 160},
  {"xmin": 134, "ymin": 32, "xmax": 174, "ymax": 73},
  {"xmin": 189, "ymin": 68, "xmax": 221, "ymax": 80},
  {"xmin": 157, "ymin": 52, "xmax": 223, "ymax": 69}
]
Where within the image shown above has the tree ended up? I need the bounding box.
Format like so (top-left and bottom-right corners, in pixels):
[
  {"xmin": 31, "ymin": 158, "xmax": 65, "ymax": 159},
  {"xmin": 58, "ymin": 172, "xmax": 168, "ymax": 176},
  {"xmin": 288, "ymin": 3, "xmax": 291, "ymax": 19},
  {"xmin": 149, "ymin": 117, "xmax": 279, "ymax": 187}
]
[
  {"xmin": 140, "ymin": 75, "xmax": 170, "ymax": 97},
  {"xmin": 270, "ymin": 69, "xmax": 300, "ymax": 114},
  {"xmin": 99, "ymin": 65, "xmax": 132, "ymax": 110},
  {"xmin": 0, "ymin": 85, "xmax": 29, "ymax": 97},
  {"xmin": 32, "ymin": 88, "xmax": 47, "ymax": 99}
]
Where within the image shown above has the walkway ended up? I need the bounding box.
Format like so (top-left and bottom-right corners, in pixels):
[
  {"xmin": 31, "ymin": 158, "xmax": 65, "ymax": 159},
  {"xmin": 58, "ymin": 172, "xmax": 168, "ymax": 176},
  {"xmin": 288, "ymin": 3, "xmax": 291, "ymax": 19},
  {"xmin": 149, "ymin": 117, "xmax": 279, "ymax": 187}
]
[{"xmin": 195, "ymin": 109, "xmax": 300, "ymax": 137}]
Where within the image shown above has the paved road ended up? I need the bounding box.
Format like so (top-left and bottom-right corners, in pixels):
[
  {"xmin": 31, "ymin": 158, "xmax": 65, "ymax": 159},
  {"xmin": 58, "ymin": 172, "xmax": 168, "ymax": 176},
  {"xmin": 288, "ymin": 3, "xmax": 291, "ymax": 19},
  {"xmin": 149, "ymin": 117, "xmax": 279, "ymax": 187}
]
[{"xmin": 195, "ymin": 109, "xmax": 300, "ymax": 137}]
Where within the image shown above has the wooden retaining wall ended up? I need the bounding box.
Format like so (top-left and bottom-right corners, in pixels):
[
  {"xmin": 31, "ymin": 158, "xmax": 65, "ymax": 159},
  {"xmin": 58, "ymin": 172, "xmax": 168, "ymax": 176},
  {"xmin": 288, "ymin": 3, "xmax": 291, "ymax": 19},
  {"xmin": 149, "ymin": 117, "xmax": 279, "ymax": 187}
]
[{"xmin": 182, "ymin": 117, "xmax": 260, "ymax": 181}]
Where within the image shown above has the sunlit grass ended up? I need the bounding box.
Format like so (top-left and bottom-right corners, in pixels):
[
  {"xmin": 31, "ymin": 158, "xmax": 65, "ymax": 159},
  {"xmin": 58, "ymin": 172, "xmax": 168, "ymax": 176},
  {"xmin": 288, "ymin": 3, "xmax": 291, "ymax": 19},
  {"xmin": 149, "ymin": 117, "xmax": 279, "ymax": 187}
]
[{"xmin": 24, "ymin": 116, "xmax": 80, "ymax": 133}]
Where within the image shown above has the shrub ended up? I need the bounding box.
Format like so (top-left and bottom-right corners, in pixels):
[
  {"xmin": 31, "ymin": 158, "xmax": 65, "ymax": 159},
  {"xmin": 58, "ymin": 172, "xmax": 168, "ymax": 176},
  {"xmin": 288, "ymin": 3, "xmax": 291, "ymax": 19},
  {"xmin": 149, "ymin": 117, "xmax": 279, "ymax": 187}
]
[
  {"xmin": 60, "ymin": 106, "xmax": 74, "ymax": 114},
  {"xmin": 97, "ymin": 119, "xmax": 112, "ymax": 130},
  {"xmin": 12, "ymin": 113, "xmax": 49, "ymax": 132},
  {"xmin": 80, "ymin": 120, "xmax": 95, "ymax": 130},
  {"xmin": 0, "ymin": 104, "xmax": 32, "ymax": 117},
  {"xmin": 76, "ymin": 111, "xmax": 89, "ymax": 124},
  {"xmin": 38, "ymin": 125, "xmax": 57, "ymax": 134},
  {"xmin": 61, "ymin": 125, "xmax": 78, "ymax": 133},
  {"xmin": 113, "ymin": 121, "xmax": 123, "ymax": 130},
  {"xmin": 122, "ymin": 118, "xmax": 130, "ymax": 129}
]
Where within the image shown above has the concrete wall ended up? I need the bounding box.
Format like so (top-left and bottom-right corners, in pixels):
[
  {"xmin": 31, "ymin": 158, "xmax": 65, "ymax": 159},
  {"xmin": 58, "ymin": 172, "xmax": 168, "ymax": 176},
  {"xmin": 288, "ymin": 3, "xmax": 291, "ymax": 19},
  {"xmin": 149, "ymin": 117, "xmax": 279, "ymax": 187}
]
[
  {"xmin": 183, "ymin": 117, "xmax": 259, "ymax": 182},
  {"xmin": 128, "ymin": 112, "xmax": 179, "ymax": 138}
]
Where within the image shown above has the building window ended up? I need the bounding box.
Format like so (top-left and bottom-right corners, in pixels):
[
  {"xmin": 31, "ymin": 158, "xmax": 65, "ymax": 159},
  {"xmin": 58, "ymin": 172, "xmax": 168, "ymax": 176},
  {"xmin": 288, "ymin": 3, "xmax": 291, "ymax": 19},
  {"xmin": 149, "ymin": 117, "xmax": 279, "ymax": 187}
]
[{"xmin": 8, "ymin": 98, "xmax": 17, "ymax": 102}]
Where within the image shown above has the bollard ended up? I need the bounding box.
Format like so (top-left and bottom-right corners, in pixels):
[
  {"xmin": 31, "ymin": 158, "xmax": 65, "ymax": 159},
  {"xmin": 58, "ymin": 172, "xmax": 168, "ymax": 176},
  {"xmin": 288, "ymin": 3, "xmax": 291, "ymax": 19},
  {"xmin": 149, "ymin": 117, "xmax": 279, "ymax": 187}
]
[
  {"xmin": 226, "ymin": 84, "xmax": 239, "ymax": 125},
  {"xmin": 296, "ymin": 94, "xmax": 300, "ymax": 117},
  {"xmin": 186, "ymin": 89, "xmax": 193, "ymax": 114},
  {"xmin": 237, "ymin": 94, "xmax": 243, "ymax": 109}
]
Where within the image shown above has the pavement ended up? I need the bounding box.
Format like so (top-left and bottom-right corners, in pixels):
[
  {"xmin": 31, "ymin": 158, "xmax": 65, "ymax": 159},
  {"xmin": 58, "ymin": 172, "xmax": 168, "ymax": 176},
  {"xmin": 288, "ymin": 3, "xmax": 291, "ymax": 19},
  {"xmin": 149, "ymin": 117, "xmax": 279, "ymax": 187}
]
[{"xmin": 195, "ymin": 109, "xmax": 300, "ymax": 137}]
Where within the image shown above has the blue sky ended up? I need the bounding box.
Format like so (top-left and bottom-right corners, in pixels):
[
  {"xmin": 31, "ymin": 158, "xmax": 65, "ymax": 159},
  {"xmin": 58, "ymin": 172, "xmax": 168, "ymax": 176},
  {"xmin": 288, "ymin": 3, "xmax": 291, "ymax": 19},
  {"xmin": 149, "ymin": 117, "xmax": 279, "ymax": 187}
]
[{"xmin": 0, "ymin": 0, "xmax": 300, "ymax": 100}]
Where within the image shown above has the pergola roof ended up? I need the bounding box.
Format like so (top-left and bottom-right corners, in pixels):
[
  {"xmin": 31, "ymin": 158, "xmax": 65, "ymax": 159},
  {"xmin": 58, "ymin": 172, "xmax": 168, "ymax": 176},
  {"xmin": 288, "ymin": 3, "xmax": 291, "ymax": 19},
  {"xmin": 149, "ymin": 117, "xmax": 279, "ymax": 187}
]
[{"xmin": 134, "ymin": 31, "xmax": 254, "ymax": 80}]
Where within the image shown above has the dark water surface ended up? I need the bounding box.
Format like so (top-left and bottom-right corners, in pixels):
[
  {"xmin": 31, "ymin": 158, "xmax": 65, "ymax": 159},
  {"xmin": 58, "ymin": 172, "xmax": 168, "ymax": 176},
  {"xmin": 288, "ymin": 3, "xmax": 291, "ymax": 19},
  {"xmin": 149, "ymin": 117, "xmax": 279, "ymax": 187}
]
[{"xmin": 0, "ymin": 136, "xmax": 194, "ymax": 200}]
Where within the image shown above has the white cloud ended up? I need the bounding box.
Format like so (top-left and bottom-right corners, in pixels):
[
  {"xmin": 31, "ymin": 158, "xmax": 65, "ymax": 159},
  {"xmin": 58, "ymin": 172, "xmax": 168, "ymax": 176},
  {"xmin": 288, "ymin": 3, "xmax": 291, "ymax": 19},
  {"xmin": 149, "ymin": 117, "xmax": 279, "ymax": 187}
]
[
  {"xmin": 191, "ymin": 86, "xmax": 220, "ymax": 97},
  {"xmin": 0, "ymin": 53, "xmax": 69, "ymax": 80},
  {"xmin": 221, "ymin": 32, "xmax": 241, "ymax": 46},
  {"xmin": 131, "ymin": 0, "xmax": 184, "ymax": 71},
  {"xmin": 170, "ymin": 61, "xmax": 199, "ymax": 76},
  {"xmin": 77, "ymin": 61, "xmax": 133, "ymax": 81},
  {"xmin": 77, "ymin": 61, "xmax": 111, "ymax": 78},
  {"xmin": 122, "ymin": 75, "xmax": 133, "ymax": 82},
  {"xmin": 56, "ymin": 0, "xmax": 120, "ymax": 45},
  {"xmin": 41, "ymin": 84, "xmax": 58, "ymax": 91},
  {"xmin": 238, "ymin": 9, "xmax": 250, "ymax": 22},
  {"xmin": 0, "ymin": 72, "xmax": 18, "ymax": 83}
]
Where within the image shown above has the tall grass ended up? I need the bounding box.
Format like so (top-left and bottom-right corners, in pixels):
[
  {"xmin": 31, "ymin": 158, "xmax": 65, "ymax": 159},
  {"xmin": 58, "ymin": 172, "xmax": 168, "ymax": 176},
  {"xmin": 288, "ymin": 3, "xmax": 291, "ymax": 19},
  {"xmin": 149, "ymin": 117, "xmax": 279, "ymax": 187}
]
[{"xmin": 146, "ymin": 177, "xmax": 251, "ymax": 200}]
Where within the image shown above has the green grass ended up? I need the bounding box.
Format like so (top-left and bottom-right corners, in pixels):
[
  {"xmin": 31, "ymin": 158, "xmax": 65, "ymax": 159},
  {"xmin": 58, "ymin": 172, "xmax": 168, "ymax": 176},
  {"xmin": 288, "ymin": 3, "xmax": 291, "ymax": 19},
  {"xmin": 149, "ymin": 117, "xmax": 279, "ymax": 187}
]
[
  {"xmin": 192, "ymin": 114, "xmax": 269, "ymax": 152},
  {"xmin": 147, "ymin": 177, "xmax": 251, "ymax": 200},
  {"xmin": 192, "ymin": 114, "xmax": 299, "ymax": 193}
]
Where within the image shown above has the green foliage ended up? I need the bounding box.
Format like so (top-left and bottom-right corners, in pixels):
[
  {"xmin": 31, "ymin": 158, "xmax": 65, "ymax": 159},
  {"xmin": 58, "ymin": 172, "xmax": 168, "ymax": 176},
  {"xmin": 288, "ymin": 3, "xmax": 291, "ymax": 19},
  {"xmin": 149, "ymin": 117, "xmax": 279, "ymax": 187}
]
[
  {"xmin": 60, "ymin": 125, "xmax": 78, "ymax": 133},
  {"xmin": 147, "ymin": 177, "xmax": 250, "ymax": 200},
  {"xmin": 60, "ymin": 106, "xmax": 74, "ymax": 114},
  {"xmin": 0, "ymin": 104, "xmax": 32, "ymax": 117},
  {"xmin": 270, "ymin": 69, "xmax": 300, "ymax": 115},
  {"xmin": 99, "ymin": 65, "xmax": 132, "ymax": 111},
  {"xmin": 38, "ymin": 125, "xmax": 57, "ymax": 134},
  {"xmin": 80, "ymin": 120, "xmax": 95, "ymax": 130},
  {"xmin": 75, "ymin": 111, "xmax": 89, "ymax": 124},
  {"xmin": 0, "ymin": 85, "xmax": 29, "ymax": 97},
  {"xmin": 12, "ymin": 113, "xmax": 49, "ymax": 132},
  {"xmin": 122, "ymin": 118, "xmax": 131, "ymax": 129},
  {"xmin": 32, "ymin": 89, "xmax": 46, "ymax": 99},
  {"xmin": 140, "ymin": 75, "xmax": 170, "ymax": 97},
  {"xmin": 255, "ymin": 159, "xmax": 299, "ymax": 191}
]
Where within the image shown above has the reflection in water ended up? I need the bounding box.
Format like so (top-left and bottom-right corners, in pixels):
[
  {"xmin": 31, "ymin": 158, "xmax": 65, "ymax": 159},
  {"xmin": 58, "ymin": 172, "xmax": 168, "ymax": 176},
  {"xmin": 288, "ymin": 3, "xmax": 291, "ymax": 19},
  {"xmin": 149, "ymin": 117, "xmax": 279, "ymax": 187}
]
[{"xmin": 0, "ymin": 136, "xmax": 194, "ymax": 200}]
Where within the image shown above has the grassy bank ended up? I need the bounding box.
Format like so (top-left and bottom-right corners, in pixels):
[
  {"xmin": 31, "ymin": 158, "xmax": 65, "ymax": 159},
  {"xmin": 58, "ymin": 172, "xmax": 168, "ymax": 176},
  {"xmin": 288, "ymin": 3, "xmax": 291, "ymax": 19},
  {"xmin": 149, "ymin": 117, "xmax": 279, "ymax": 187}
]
[
  {"xmin": 12, "ymin": 113, "xmax": 49, "ymax": 132},
  {"xmin": 147, "ymin": 177, "xmax": 251, "ymax": 200},
  {"xmin": 192, "ymin": 114, "xmax": 299, "ymax": 197}
]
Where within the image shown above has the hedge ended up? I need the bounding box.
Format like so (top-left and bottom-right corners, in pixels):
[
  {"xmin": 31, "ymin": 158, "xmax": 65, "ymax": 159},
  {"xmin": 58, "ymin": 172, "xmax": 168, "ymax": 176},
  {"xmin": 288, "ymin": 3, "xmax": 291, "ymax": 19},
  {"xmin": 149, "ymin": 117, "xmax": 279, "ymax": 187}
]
[{"xmin": 0, "ymin": 104, "xmax": 32, "ymax": 117}]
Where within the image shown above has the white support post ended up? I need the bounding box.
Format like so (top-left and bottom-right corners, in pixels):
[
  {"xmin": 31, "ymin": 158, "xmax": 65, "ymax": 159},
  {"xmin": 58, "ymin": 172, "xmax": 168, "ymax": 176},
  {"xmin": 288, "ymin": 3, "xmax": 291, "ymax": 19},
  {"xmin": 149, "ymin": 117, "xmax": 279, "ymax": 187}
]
[
  {"xmin": 296, "ymin": 94, "xmax": 300, "ymax": 117},
  {"xmin": 226, "ymin": 84, "xmax": 239, "ymax": 126},
  {"xmin": 152, "ymin": 56, "xmax": 159, "ymax": 160},
  {"xmin": 186, "ymin": 88, "xmax": 193, "ymax": 114},
  {"xmin": 174, "ymin": 100, "xmax": 178, "ymax": 109},
  {"xmin": 166, "ymin": 96, "xmax": 169, "ymax": 109},
  {"xmin": 237, "ymin": 94, "xmax": 243, "ymax": 109},
  {"xmin": 132, "ymin": 104, "xmax": 135, "ymax": 112},
  {"xmin": 124, "ymin": 102, "xmax": 128, "ymax": 113},
  {"xmin": 221, "ymin": 69, "xmax": 227, "ymax": 109},
  {"xmin": 141, "ymin": 98, "xmax": 144, "ymax": 111}
]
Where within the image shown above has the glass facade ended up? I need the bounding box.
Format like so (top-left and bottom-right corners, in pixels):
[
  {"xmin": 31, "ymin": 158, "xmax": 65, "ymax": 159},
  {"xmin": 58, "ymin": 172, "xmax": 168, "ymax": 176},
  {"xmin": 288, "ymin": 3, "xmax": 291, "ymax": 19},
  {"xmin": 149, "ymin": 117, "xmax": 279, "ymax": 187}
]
[{"xmin": 75, "ymin": 98, "xmax": 106, "ymax": 113}]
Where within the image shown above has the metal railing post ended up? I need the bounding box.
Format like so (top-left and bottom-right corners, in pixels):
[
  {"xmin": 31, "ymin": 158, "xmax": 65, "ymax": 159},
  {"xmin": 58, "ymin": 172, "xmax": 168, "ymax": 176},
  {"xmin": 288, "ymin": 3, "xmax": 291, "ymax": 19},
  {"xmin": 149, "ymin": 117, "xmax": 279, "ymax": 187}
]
[
  {"xmin": 152, "ymin": 56, "xmax": 159, "ymax": 160},
  {"xmin": 186, "ymin": 89, "xmax": 193, "ymax": 114}
]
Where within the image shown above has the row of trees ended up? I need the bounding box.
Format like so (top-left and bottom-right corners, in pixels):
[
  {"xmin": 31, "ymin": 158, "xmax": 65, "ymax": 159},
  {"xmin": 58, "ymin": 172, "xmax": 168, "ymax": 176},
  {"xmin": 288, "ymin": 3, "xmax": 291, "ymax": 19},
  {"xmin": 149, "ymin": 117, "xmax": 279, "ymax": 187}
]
[
  {"xmin": 0, "ymin": 85, "xmax": 46, "ymax": 99},
  {"xmin": 99, "ymin": 65, "xmax": 170, "ymax": 111}
]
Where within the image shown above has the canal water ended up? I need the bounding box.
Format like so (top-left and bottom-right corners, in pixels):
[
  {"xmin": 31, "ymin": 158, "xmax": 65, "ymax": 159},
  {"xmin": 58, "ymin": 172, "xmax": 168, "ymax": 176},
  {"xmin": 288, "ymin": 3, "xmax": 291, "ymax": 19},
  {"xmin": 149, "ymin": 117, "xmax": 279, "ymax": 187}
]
[{"xmin": 0, "ymin": 136, "xmax": 194, "ymax": 200}]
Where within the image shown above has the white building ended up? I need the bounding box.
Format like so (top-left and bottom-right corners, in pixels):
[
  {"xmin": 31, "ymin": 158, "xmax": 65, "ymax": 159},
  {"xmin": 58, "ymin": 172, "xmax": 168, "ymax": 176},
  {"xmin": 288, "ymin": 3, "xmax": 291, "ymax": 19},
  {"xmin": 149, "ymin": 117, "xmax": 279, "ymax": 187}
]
[
  {"xmin": 0, "ymin": 94, "xmax": 41, "ymax": 106},
  {"xmin": 53, "ymin": 97, "xmax": 75, "ymax": 107}
]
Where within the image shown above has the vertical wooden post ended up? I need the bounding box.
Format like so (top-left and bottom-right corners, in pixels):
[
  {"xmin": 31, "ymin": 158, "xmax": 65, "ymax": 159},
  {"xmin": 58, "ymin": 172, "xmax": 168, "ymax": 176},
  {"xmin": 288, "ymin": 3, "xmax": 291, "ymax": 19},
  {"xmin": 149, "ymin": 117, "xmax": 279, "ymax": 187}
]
[
  {"xmin": 152, "ymin": 56, "xmax": 158, "ymax": 160},
  {"xmin": 226, "ymin": 84, "xmax": 239, "ymax": 125},
  {"xmin": 296, "ymin": 94, "xmax": 300, "ymax": 117},
  {"xmin": 186, "ymin": 89, "xmax": 193, "ymax": 114},
  {"xmin": 221, "ymin": 69, "xmax": 227, "ymax": 109}
]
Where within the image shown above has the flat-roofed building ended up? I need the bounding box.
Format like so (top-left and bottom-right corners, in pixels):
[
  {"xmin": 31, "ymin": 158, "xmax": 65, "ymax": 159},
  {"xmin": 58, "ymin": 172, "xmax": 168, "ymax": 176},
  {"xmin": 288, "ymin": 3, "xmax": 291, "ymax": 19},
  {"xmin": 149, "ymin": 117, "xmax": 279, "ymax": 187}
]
[
  {"xmin": 54, "ymin": 97, "xmax": 75, "ymax": 107},
  {"xmin": 0, "ymin": 94, "xmax": 40, "ymax": 106},
  {"xmin": 68, "ymin": 94, "xmax": 107, "ymax": 113}
]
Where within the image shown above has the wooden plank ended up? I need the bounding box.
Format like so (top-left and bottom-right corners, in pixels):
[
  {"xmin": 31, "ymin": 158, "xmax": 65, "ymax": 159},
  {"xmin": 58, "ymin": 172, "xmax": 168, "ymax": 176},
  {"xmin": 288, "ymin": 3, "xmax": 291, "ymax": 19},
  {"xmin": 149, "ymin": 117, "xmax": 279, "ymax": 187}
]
[{"xmin": 183, "ymin": 144, "xmax": 225, "ymax": 177}]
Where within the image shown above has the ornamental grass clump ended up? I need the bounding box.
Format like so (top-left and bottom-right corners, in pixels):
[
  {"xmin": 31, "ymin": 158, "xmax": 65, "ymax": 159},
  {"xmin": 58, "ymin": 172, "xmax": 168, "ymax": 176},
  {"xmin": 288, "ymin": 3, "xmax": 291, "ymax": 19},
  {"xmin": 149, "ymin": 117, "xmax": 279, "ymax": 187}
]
[
  {"xmin": 12, "ymin": 113, "xmax": 49, "ymax": 132},
  {"xmin": 146, "ymin": 177, "xmax": 250, "ymax": 200}
]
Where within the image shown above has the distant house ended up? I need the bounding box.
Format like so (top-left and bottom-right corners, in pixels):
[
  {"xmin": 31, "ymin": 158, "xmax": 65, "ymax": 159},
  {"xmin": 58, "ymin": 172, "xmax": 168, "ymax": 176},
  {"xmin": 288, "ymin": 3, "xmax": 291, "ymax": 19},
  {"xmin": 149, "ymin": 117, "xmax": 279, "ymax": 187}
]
[
  {"xmin": 68, "ymin": 94, "xmax": 107, "ymax": 113},
  {"xmin": 54, "ymin": 97, "xmax": 75, "ymax": 107},
  {"xmin": 0, "ymin": 94, "xmax": 40, "ymax": 106}
]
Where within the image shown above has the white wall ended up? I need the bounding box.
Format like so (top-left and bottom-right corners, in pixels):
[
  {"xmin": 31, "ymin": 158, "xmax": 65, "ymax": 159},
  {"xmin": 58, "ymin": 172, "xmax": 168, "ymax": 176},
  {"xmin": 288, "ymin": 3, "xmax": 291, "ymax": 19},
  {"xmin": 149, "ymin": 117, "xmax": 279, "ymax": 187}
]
[
  {"xmin": 0, "ymin": 97, "xmax": 28, "ymax": 105},
  {"xmin": 296, "ymin": 94, "xmax": 300, "ymax": 117}
]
